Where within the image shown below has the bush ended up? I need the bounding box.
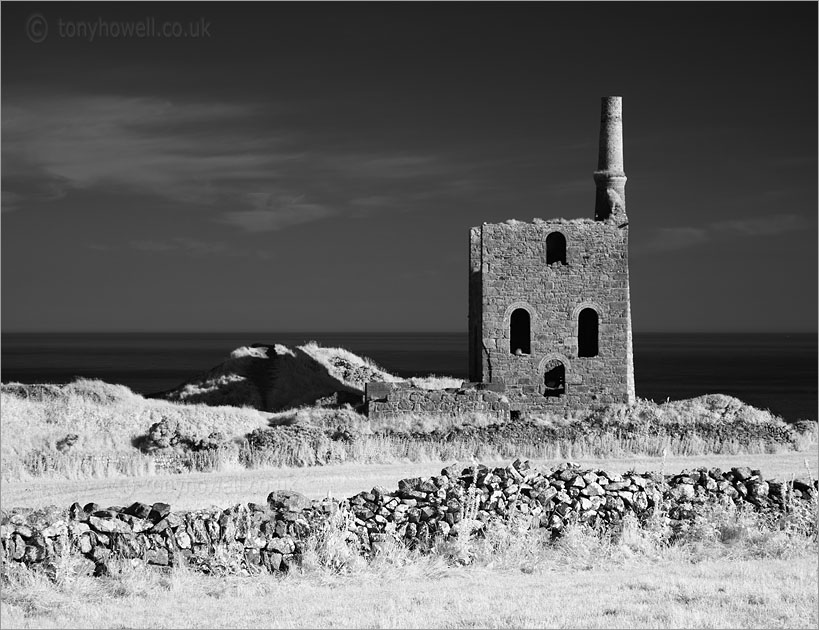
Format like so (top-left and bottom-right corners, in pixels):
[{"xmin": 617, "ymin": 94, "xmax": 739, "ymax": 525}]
[
  {"xmin": 146, "ymin": 418, "xmax": 182, "ymax": 449},
  {"xmin": 246, "ymin": 425, "xmax": 324, "ymax": 450},
  {"xmin": 193, "ymin": 431, "xmax": 227, "ymax": 452},
  {"xmin": 145, "ymin": 420, "xmax": 228, "ymax": 453},
  {"xmin": 55, "ymin": 434, "xmax": 79, "ymax": 453}
]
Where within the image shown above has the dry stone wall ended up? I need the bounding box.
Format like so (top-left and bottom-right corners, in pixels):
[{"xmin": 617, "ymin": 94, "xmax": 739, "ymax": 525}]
[
  {"xmin": 3, "ymin": 460, "xmax": 816, "ymax": 579},
  {"xmin": 366, "ymin": 382, "xmax": 510, "ymax": 421},
  {"xmin": 468, "ymin": 218, "xmax": 635, "ymax": 414}
]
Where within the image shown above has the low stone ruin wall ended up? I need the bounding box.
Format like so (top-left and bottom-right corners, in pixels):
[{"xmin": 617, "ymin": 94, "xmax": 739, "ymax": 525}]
[
  {"xmin": 366, "ymin": 382, "xmax": 510, "ymax": 421},
  {"xmin": 2, "ymin": 460, "xmax": 816, "ymax": 578}
]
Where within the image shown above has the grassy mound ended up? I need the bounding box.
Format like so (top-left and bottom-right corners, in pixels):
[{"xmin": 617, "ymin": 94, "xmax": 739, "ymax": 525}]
[
  {"xmin": 298, "ymin": 342, "xmax": 403, "ymax": 391},
  {"xmin": 153, "ymin": 341, "xmax": 458, "ymax": 412},
  {"xmin": 0, "ymin": 379, "xmax": 271, "ymax": 479}
]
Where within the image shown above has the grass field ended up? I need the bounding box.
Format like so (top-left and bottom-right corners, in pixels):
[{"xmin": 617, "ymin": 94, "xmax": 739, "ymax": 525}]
[
  {"xmin": 3, "ymin": 558, "xmax": 816, "ymax": 628},
  {"xmin": 2, "ymin": 437, "xmax": 817, "ymax": 630},
  {"xmin": 2, "ymin": 370, "xmax": 817, "ymax": 629},
  {"xmin": 3, "ymin": 451, "xmax": 817, "ymax": 511}
]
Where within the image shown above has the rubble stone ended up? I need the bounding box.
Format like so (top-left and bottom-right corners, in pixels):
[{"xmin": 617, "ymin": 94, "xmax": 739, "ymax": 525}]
[{"xmin": 2, "ymin": 460, "xmax": 816, "ymax": 579}]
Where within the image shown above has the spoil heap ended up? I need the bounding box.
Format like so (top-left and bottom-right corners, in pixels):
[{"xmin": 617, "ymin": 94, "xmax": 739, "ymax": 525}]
[{"xmin": 154, "ymin": 342, "xmax": 400, "ymax": 412}]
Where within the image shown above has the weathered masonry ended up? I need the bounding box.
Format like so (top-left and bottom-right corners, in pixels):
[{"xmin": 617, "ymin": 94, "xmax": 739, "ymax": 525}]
[
  {"xmin": 366, "ymin": 381, "xmax": 510, "ymax": 421},
  {"xmin": 468, "ymin": 96, "xmax": 636, "ymax": 413}
]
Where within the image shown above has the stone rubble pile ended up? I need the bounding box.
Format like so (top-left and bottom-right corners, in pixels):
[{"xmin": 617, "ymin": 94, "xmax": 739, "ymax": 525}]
[{"xmin": 2, "ymin": 460, "xmax": 816, "ymax": 578}]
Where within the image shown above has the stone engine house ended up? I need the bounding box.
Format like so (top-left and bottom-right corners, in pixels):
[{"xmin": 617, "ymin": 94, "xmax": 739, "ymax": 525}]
[
  {"xmin": 468, "ymin": 96, "xmax": 635, "ymax": 412},
  {"xmin": 367, "ymin": 96, "xmax": 636, "ymax": 420}
]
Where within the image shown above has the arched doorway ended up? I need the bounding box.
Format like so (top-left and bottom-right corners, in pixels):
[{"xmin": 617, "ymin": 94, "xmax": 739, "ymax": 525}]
[{"xmin": 543, "ymin": 360, "xmax": 566, "ymax": 397}]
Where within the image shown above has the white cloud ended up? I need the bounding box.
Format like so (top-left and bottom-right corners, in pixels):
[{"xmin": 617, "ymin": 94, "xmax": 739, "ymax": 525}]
[
  {"xmin": 638, "ymin": 213, "xmax": 811, "ymax": 254},
  {"xmin": 710, "ymin": 214, "xmax": 808, "ymax": 237},
  {"xmin": 325, "ymin": 154, "xmax": 441, "ymax": 179},
  {"xmin": 643, "ymin": 227, "xmax": 709, "ymax": 252},
  {"xmin": 1, "ymin": 95, "xmax": 292, "ymax": 204},
  {"xmin": 131, "ymin": 238, "xmax": 227, "ymax": 255},
  {"xmin": 219, "ymin": 194, "xmax": 336, "ymax": 232},
  {"xmin": 128, "ymin": 237, "xmax": 271, "ymax": 259},
  {"xmin": 2, "ymin": 92, "xmax": 480, "ymax": 231}
]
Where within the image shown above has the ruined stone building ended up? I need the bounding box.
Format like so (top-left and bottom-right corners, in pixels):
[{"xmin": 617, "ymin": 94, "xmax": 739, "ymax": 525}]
[
  {"xmin": 467, "ymin": 96, "xmax": 636, "ymax": 413},
  {"xmin": 368, "ymin": 97, "xmax": 636, "ymax": 419}
]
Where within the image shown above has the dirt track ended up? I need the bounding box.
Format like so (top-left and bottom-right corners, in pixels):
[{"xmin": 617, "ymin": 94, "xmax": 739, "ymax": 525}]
[{"xmin": 3, "ymin": 451, "xmax": 817, "ymax": 511}]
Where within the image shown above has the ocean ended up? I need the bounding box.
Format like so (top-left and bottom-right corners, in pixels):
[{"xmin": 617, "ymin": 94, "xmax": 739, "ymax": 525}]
[{"xmin": 1, "ymin": 333, "xmax": 816, "ymax": 422}]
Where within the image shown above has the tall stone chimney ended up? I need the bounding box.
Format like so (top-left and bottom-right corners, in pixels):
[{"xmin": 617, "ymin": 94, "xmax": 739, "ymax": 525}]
[{"xmin": 593, "ymin": 96, "xmax": 627, "ymax": 221}]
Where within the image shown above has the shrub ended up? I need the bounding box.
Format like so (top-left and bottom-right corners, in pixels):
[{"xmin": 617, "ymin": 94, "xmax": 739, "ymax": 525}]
[
  {"xmin": 55, "ymin": 434, "xmax": 79, "ymax": 453},
  {"xmin": 246, "ymin": 425, "xmax": 324, "ymax": 451},
  {"xmin": 192, "ymin": 431, "xmax": 227, "ymax": 452},
  {"xmin": 146, "ymin": 418, "xmax": 182, "ymax": 449},
  {"xmin": 145, "ymin": 420, "xmax": 228, "ymax": 453}
]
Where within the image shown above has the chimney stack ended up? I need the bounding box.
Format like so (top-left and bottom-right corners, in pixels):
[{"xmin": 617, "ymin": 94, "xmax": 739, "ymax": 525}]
[{"xmin": 594, "ymin": 96, "xmax": 627, "ymax": 221}]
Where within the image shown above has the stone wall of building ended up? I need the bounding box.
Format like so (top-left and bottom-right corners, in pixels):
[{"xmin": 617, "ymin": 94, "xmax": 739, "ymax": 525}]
[
  {"xmin": 366, "ymin": 382, "xmax": 510, "ymax": 421},
  {"xmin": 468, "ymin": 218, "xmax": 634, "ymax": 412},
  {"xmin": 468, "ymin": 225, "xmax": 484, "ymax": 383}
]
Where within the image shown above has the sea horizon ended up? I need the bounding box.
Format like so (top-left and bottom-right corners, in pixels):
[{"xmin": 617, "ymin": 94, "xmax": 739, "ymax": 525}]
[
  {"xmin": 2, "ymin": 331, "xmax": 816, "ymax": 423},
  {"xmin": 3, "ymin": 330, "xmax": 817, "ymax": 334}
]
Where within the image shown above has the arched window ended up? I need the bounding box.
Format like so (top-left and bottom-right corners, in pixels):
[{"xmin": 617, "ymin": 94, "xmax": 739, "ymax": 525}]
[
  {"xmin": 578, "ymin": 308, "xmax": 599, "ymax": 357},
  {"xmin": 509, "ymin": 308, "xmax": 530, "ymax": 355},
  {"xmin": 546, "ymin": 232, "xmax": 566, "ymax": 265},
  {"xmin": 543, "ymin": 360, "xmax": 566, "ymax": 397}
]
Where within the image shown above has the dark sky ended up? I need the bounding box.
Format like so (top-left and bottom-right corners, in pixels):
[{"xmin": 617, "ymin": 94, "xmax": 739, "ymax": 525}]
[{"xmin": 2, "ymin": 2, "xmax": 817, "ymax": 333}]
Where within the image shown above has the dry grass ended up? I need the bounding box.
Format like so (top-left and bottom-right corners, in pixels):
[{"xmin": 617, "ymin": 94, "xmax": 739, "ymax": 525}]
[
  {"xmin": 2, "ymin": 503, "xmax": 816, "ymax": 629},
  {"xmin": 235, "ymin": 395, "xmax": 815, "ymax": 472},
  {"xmin": 0, "ymin": 379, "xmax": 270, "ymax": 479},
  {"xmin": 266, "ymin": 406, "xmax": 369, "ymax": 432},
  {"xmin": 4, "ymin": 559, "xmax": 815, "ymax": 628},
  {"xmin": 366, "ymin": 410, "xmax": 498, "ymax": 434},
  {"xmin": 166, "ymin": 373, "xmax": 263, "ymax": 408},
  {"xmin": 8, "ymin": 419, "xmax": 806, "ymax": 485},
  {"xmin": 299, "ymin": 341, "xmax": 402, "ymax": 391},
  {"xmin": 408, "ymin": 374, "xmax": 465, "ymax": 390},
  {"xmin": 159, "ymin": 347, "xmax": 268, "ymax": 407},
  {"xmin": 2, "ymin": 377, "xmax": 814, "ymax": 484}
]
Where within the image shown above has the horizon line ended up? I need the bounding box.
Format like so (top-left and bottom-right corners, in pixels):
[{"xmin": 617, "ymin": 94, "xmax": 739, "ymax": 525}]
[{"xmin": 2, "ymin": 330, "xmax": 817, "ymax": 335}]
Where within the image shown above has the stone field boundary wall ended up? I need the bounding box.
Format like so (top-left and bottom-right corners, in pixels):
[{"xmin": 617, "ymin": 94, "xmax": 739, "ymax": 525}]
[
  {"xmin": 366, "ymin": 382, "xmax": 510, "ymax": 421},
  {"xmin": 3, "ymin": 460, "xmax": 817, "ymax": 579}
]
